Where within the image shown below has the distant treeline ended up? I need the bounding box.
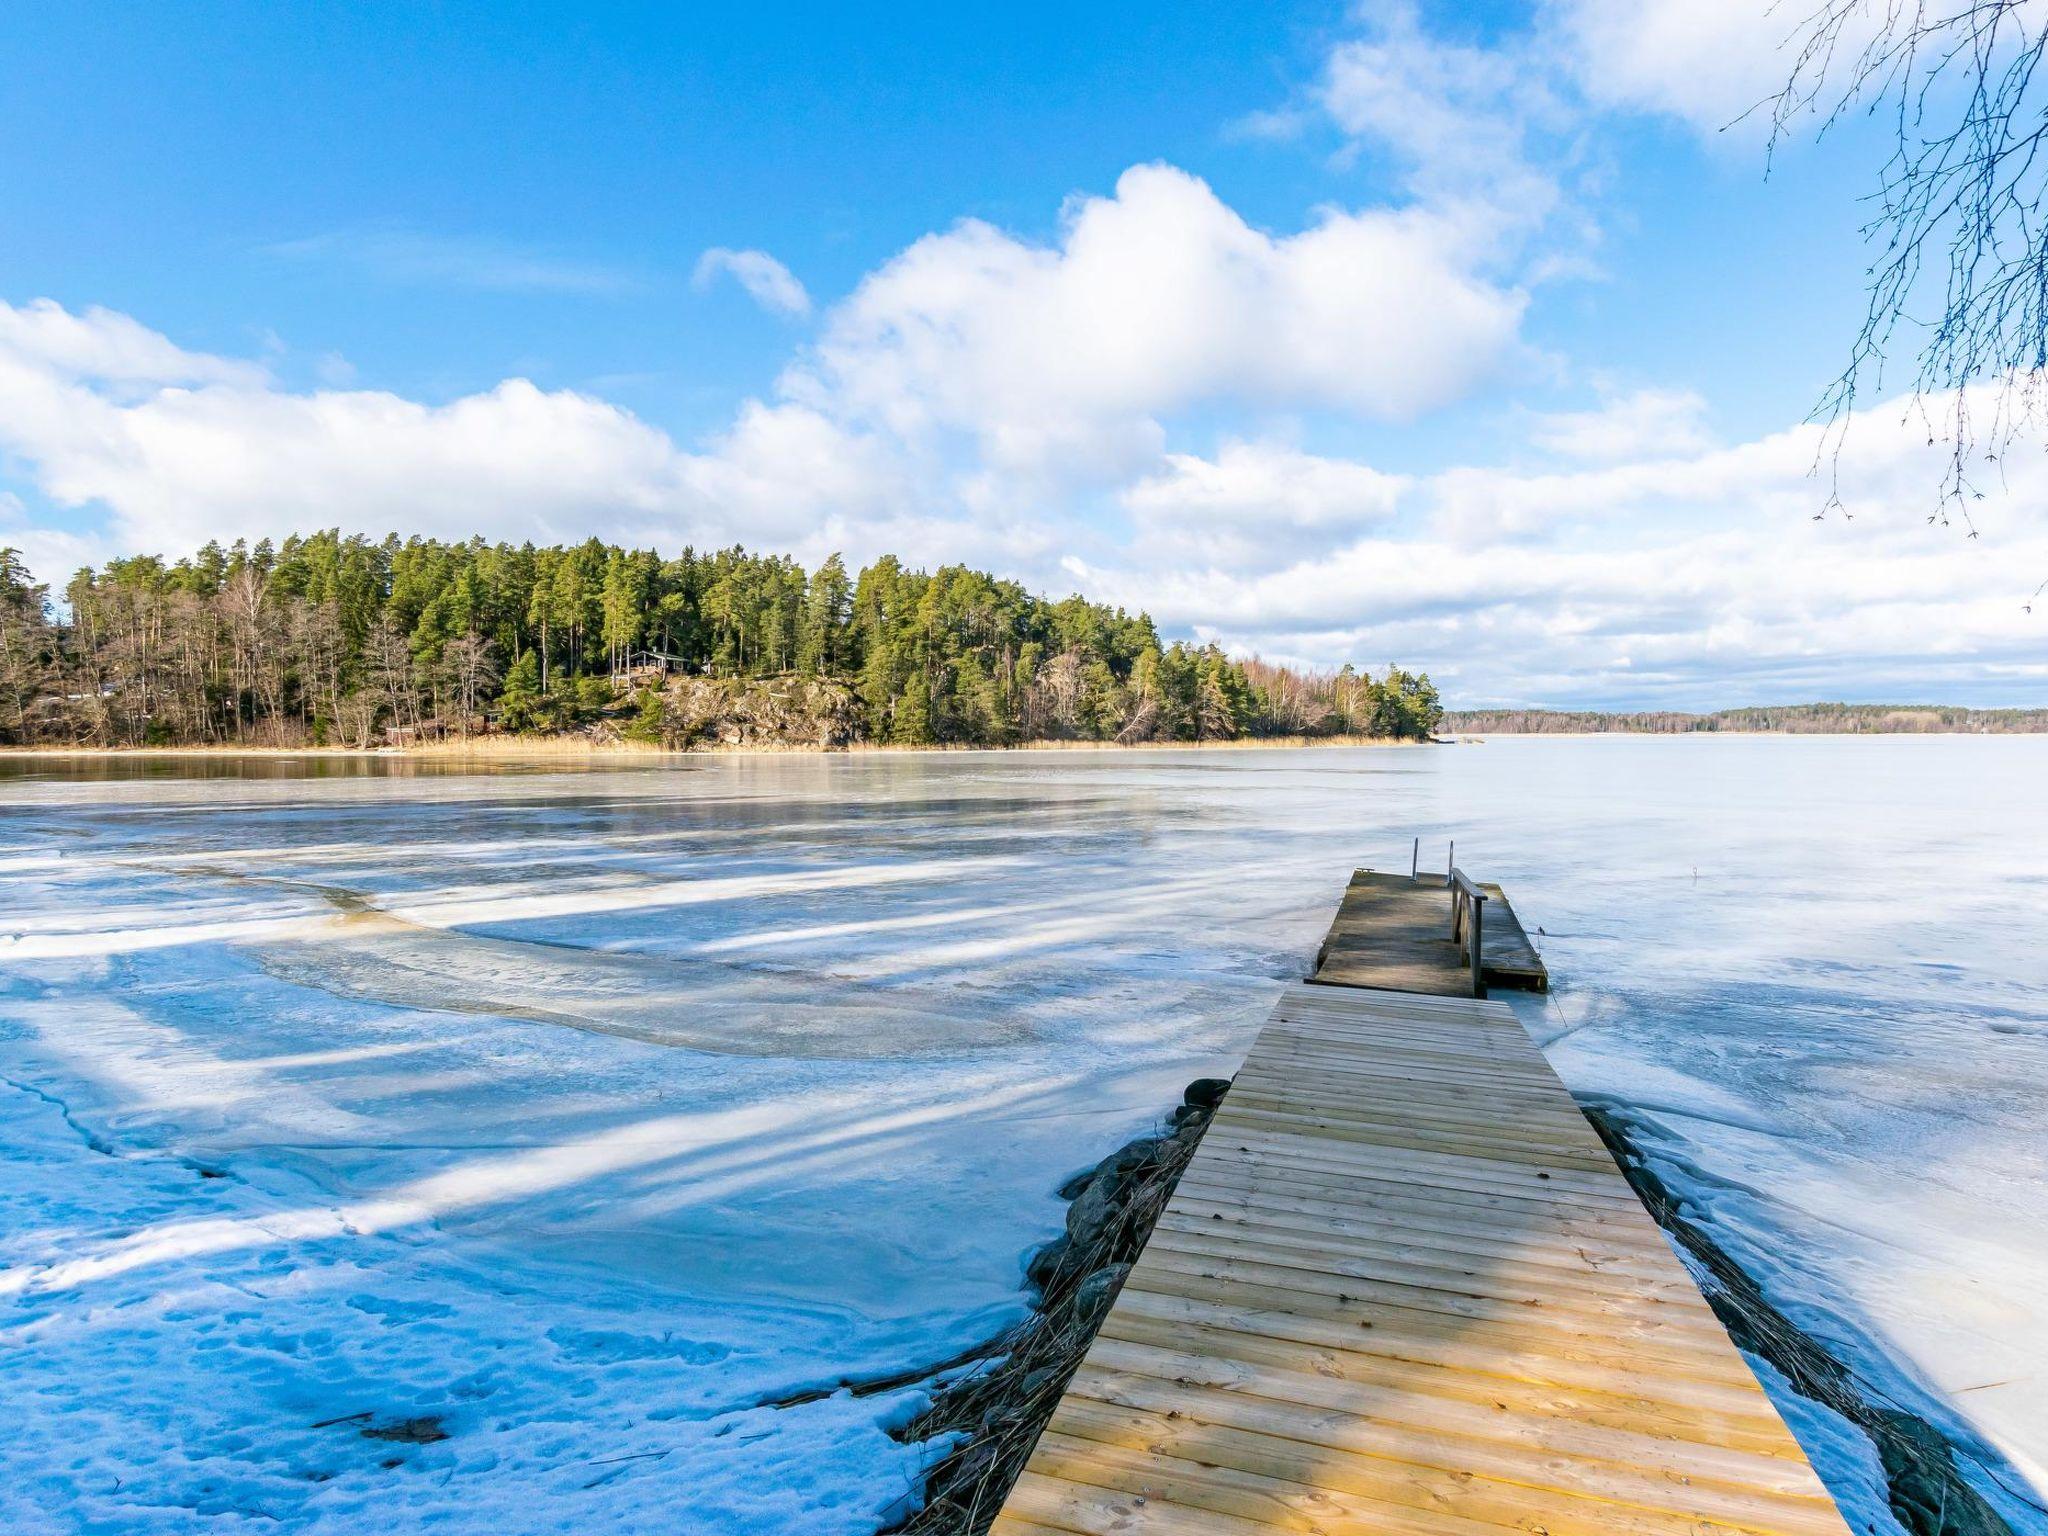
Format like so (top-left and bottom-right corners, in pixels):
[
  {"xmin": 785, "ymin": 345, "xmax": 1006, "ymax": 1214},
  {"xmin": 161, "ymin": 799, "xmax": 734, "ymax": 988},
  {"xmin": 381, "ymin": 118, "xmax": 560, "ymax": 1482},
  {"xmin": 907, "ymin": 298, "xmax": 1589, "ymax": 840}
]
[
  {"xmin": 0, "ymin": 536, "xmax": 1442, "ymax": 749},
  {"xmin": 1443, "ymin": 704, "xmax": 2048, "ymax": 735}
]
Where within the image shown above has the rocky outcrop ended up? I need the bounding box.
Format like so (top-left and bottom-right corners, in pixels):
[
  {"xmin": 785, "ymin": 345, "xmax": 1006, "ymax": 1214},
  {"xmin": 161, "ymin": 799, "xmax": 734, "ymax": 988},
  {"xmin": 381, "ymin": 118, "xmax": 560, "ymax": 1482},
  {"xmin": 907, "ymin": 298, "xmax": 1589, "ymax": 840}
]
[
  {"xmin": 641, "ymin": 673, "xmax": 864, "ymax": 749},
  {"xmin": 885, "ymin": 1077, "xmax": 1230, "ymax": 1535}
]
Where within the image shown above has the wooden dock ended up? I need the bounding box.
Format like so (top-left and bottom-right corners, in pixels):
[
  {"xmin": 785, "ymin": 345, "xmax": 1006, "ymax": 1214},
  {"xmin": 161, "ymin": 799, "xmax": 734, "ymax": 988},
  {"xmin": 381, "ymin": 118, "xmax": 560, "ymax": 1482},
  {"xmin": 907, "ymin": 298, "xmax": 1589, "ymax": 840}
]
[
  {"xmin": 990, "ymin": 919, "xmax": 1850, "ymax": 1534},
  {"xmin": 1314, "ymin": 869, "xmax": 1548, "ymax": 996}
]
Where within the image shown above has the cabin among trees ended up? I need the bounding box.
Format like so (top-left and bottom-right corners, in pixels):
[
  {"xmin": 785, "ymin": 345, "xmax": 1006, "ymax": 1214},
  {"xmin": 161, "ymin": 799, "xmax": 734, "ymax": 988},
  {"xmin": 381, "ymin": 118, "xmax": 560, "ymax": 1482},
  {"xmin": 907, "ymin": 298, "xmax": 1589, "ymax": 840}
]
[{"xmin": 0, "ymin": 534, "xmax": 1442, "ymax": 749}]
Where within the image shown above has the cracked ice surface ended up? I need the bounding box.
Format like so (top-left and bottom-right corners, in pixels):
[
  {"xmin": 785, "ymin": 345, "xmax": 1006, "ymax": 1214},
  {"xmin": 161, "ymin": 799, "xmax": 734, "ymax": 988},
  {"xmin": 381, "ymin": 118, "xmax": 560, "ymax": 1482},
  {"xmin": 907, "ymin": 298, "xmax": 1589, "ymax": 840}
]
[
  {"xmin": 0, "ymin": 753, "xmax": 1328, "ymax": 1535},
  {"xmin": 2, "ymin": 743, "xmax": 2045, "ymax": 1534}
]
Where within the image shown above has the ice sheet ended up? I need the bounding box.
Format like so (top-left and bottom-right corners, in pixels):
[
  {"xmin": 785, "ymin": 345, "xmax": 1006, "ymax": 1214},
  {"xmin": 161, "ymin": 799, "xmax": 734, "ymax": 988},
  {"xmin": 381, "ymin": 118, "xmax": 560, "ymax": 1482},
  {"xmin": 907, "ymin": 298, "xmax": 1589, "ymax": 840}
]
[{"xmin": 2, "ymin": 740, "xmax": 2044, "ymax": 1532}]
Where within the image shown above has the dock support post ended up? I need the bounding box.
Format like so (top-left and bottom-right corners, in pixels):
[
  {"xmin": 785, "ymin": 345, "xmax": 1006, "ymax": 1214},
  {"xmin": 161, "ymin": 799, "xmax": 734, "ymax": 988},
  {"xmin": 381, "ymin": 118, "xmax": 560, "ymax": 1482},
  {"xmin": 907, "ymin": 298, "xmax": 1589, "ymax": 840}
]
[{"xmin": 1410, "ymin": 837, "xmax": 1419, "ymax": 879}]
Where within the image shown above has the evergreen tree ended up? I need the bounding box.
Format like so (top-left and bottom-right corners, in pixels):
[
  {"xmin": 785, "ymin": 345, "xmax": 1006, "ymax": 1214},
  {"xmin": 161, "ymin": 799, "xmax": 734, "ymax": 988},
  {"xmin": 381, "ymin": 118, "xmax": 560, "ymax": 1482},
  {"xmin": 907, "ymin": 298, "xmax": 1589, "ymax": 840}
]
[
  {"xmin": 799, "ymin": 553, "xmax": 851, "ymax": 677},
  {"xmin": 496, "ymin": 650, "xmax": 544, "ymax": 732},
  {"xmin": 0, "ymin": 530, "xmax": 1441, "ymax": 748}
]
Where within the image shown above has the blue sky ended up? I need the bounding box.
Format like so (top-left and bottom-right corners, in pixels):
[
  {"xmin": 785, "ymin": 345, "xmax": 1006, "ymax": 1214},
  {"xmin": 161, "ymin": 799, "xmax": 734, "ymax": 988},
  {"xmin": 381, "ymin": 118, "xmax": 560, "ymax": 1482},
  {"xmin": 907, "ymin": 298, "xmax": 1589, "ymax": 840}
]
[{"xmin": 1, "ymin": 2, "xmax": 2041, "ymax": 706}]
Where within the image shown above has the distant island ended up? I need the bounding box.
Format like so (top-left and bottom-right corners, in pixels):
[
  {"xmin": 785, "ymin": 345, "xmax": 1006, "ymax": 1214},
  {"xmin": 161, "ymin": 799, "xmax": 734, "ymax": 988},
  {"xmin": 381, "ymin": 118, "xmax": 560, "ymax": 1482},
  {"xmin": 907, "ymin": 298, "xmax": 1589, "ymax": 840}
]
[
  {"xmin": 1443, "ymin": 704, "xmax": 2048, "ymax": 735},
  {"xmin": 0, "ymin": 536, "xmax": 1441, "ymax": 751}
]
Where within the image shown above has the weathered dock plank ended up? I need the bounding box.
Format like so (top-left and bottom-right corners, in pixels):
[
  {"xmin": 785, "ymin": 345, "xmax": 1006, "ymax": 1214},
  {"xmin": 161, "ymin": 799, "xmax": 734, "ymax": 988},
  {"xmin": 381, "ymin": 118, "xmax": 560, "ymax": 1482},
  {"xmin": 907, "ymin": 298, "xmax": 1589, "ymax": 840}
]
[
  {"xmin": 1313, "ymin": 869, "xmax": 1549, "ymax": 995},
  {"xmin": 1473, "ymin": 879, "xmax": 1548, "ymax": 991},
  {"xmin": 988, "ymin": 981, "xmax": 1851, "ymax": 1536}
]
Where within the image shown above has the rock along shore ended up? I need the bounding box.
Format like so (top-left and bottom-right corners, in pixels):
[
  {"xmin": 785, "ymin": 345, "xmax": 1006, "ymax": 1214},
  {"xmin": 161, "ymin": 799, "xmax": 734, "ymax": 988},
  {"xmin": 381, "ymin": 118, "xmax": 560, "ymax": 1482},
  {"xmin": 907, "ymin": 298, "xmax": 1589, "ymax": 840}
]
[
  {"xmin": 1585, "ymin": 1105, "xmax": 2018, "ymax": 1536},
  {"xmin": 884, "ymin": 1076, "xmax": 1232, "ymax": 1535}
]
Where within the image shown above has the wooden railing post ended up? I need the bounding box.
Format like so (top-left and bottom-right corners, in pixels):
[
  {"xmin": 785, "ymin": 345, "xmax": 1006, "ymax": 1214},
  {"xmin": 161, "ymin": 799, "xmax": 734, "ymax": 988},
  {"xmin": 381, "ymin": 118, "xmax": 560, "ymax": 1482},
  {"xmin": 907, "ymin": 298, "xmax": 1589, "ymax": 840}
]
[
  {"xmin": 1470, "ymin": 894, "xmax": 1485, "ymax": 998},
  {"xmin": 1448, "ymin": 867, "xmax": 1487, "ymax": 999}
]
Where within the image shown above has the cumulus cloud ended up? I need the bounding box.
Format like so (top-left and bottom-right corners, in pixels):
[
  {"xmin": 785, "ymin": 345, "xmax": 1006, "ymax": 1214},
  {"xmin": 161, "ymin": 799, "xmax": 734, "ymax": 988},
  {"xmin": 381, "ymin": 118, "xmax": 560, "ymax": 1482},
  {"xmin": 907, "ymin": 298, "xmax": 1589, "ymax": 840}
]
[
  {"xmin": 693, "ymin": 248, "xmax": 812, "ymax": 318},
  {"xmin": 1068, "ymin": 399, "xmax": 2048, "ymax": 705},
  {"xmin": 1545, "ymin": 0, "xmax": 1799, "ymax": 136},
  {"xmin": 1122, "ymin": 442, "xmax": 1407, "ymax": 568},
  {"xmin": 0, "ymin": 299, "xmax": 264, "ymax": 392},
  {"xmin": 1527, "ymin": 386, "xmax": 1712, "ymax": 462},
  {"xmin": 3, "ymin": 159, "xmax": 1534, "ymax": 556},
  {"xmin": 787, "ymin": 163, "xmax": 1525, "ymax": 480},
  {"xmin": 4, "ymin": 291, "xmax": 2039, "ymax": 707},
  {"xmin": 0, "ymin": 298, "xmax": 887, "ymax": 558}
]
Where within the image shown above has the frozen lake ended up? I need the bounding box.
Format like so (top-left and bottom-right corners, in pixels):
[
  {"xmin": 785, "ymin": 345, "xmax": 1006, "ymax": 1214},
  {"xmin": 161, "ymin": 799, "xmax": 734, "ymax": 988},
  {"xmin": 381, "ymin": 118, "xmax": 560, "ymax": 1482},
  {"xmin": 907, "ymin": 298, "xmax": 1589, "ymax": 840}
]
[{"xmin": 1, "ymin": 740, "xmax": 2043, "ymax": 1534}]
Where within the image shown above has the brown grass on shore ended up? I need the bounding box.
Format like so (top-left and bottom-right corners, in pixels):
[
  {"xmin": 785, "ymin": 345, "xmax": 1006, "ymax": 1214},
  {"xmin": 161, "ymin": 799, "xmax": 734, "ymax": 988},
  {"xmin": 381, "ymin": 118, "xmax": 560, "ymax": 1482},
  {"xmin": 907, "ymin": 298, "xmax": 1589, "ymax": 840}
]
[{"xmin": 2, "ymin": 732, "xmax": 1437, "ymax": 761}]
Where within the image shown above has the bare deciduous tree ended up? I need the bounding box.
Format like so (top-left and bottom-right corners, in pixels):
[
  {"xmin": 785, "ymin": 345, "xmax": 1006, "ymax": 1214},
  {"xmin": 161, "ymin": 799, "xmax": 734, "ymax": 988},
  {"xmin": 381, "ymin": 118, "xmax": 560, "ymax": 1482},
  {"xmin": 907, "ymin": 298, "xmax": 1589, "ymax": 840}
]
[
  {"xmin": 439, "ymin": 634, "xmax": 501, "ymax": 734},
  {"xmin": 335, "ymin": 690, "xmax": 382, "ymax": 750},
  {"xmin": 1773, "ymin": 0, "xmax": 2048, "ymax": 546},
  {"xmin": 365, "ymin": 614, "xmax": 420, "ymax": 736},
  {"xmin": 0, "ymin": 549, "xmax": 56, "ymax": 743}
]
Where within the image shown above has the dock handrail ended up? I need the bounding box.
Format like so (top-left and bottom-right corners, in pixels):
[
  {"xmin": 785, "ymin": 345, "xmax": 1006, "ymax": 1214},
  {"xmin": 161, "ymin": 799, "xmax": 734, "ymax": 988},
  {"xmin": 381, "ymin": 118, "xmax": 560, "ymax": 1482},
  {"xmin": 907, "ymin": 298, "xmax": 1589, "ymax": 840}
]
[{"xmin": 1448, "ymin": 867, "xmax": 1487, "ymax": 998}]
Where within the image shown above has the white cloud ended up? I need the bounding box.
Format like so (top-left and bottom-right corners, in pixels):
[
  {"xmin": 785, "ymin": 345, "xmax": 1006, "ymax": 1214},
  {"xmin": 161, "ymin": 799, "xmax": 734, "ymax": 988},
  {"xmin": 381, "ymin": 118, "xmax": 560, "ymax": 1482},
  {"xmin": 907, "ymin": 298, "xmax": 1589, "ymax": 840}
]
[
  {"xmin": 265, "ymin": 230, "xmax": 636, "ymax": 295},
  {"xmin": 1527, "ymin": 386, "xmax": 1712, "ymax": 462},
  {"xmin": 787, "ymin": 163, "xmax": 1526, "ymax": 479},
  {"xmin": 0, "ymin": 299, "xmax": 264, "ymax": 391},
  {"xmin": 1319, "ymin": 4, "xmax": 1565, "ymax": 227},
  {"xmin": 2, "ymin": 162, "xmax": 1532, "ymax": 563},
  {"xmin": 1230, "ymin": 0, "xmax": 1602, "ymax": 307},
  {"xmin": 693, "ymin": 248, "xmax": 812, "ymax": 318},
  {"xmin": 0, "ymin": 491, "xmax": 110, "ymax": 587},
  {"xmin": 1546, "ymin": 0, "xmax": 1799, "ymax": 135},
  {"xmin": 682, "ymin": 398, "xmax": 899, "ymax": 531},
  {"xmin": 5, "ymin": 292, "xmax": 2040, "ymax": 707},
  {"xmin": 0, "ymin": 299, "xmax": 888, "ymax": 559},
  {"xmin": 1069, "ymin": 401, "xmax": 2048, "ymax": 705},
  {"xmin": 1121, "ymin": 441, "xmax": 1407, "ymax": 568},
  {"xmin": 1548, "ymin": 0, "xmax": 2048, "ymax": 157}
]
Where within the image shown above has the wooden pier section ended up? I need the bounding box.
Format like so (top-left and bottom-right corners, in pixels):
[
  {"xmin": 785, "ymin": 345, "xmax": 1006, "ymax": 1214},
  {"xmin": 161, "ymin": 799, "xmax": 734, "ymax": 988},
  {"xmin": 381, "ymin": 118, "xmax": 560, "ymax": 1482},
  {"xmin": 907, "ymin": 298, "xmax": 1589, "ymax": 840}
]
[
  {"xmin": 991, "ymin": 886, "xmax": 1850, "ymax": 1536},
  {"xmin": 1314, "ymin": 869, "xmax": 1548, "ymax": 997}
]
